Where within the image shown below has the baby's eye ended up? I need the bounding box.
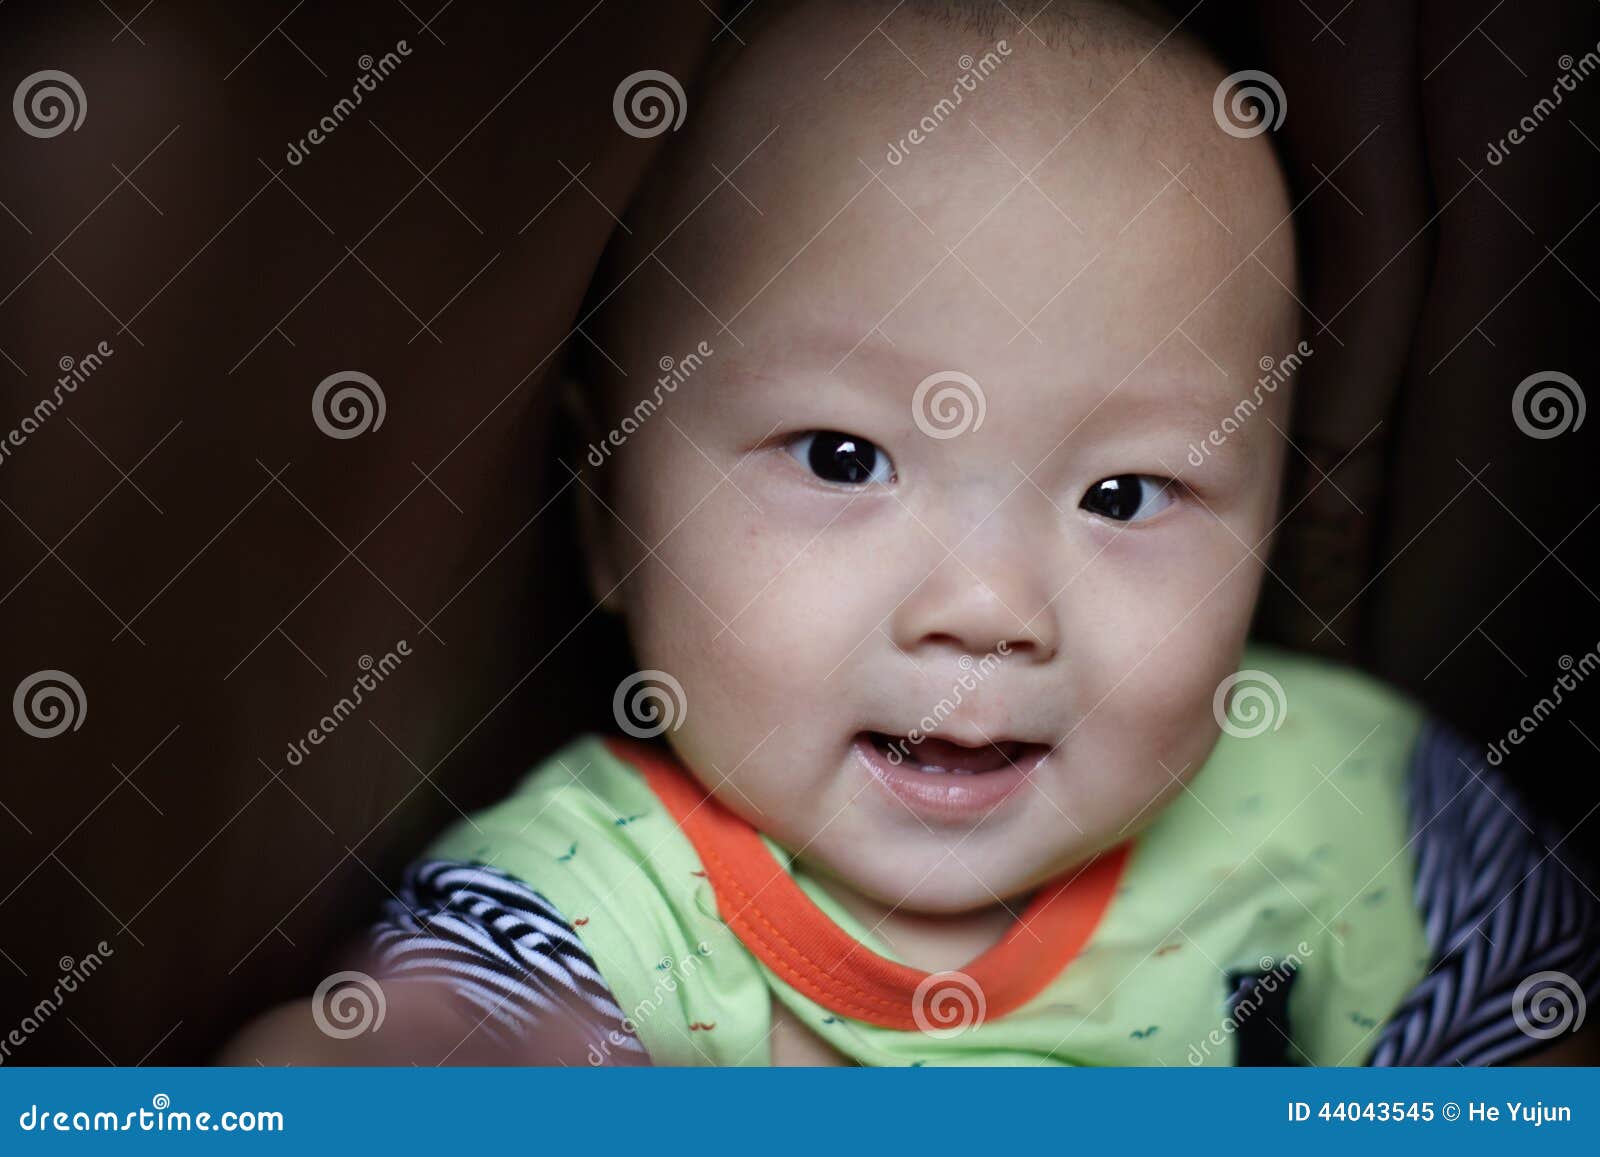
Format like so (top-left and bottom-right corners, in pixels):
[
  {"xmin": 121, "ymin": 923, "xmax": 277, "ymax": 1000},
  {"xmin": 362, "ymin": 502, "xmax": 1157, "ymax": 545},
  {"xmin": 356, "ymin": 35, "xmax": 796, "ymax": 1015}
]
[
  {"xmin": 787, "ymin": 430, "xmax": 895, "ymax": 486},
  {"xmin": 1079, "ymin": 474, "xmax": 1175, "ymax": 523}
]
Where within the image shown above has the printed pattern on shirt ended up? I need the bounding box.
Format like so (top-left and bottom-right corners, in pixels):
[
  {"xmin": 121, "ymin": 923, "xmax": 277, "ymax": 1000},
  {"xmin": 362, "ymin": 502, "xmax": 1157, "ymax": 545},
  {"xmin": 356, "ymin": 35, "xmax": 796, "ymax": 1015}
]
[
  {"xmin": 1367, "ymin": 719, "xmax": 1600, "ymax": 1066},
  {"xmin": 369, "ymin": 859, "xmax": 650, "ymax": 1064}
]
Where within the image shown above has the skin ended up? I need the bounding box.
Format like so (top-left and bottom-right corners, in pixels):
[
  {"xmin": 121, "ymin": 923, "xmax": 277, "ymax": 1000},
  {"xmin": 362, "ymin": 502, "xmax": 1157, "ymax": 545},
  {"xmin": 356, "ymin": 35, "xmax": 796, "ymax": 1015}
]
[{"xmin": 575, "ymin": 0, "xmax": 1298, "ymax": 944}]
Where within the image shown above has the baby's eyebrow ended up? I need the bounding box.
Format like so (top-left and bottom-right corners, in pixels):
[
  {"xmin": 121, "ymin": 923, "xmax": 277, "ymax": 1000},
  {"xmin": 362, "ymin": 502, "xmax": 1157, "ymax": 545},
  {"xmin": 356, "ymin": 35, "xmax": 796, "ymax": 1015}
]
[
  {"xmin": 710, "ymin": 357, "xmax": 894, "ymax": 405},
  {"xmin": 715, "ymin": 325, "xmax": 936, "ymax": 392},
  {"xmin": 708, "ymin": 355, "xmax": 789, "ymax": 393},
  {"xmin": 1076, "ymin": 378, "xmax": 1256, "ymax": 427},
  {"xmin": 1074, "ymin": 383, "xmax": 1274, "ymax": 471},
  {"xmin": 714, "ymin": 348, "xmax": 1280, "ymax": 451}
]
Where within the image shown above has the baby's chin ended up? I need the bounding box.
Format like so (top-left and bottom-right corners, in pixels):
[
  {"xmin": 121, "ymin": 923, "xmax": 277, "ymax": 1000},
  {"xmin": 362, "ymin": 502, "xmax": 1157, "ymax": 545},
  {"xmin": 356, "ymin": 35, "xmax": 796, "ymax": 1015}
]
[{"xmin": 795, "ymin": 831, "xmax": 1098, "ymax": 917}]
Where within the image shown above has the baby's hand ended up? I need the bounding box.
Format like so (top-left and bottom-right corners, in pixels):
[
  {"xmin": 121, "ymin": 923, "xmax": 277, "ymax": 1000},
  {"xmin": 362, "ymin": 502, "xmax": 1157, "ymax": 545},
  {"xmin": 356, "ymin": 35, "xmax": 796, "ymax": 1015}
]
[{"xmin": 217, "ymin": 951, "xmax": 609, "ymax": 1066}]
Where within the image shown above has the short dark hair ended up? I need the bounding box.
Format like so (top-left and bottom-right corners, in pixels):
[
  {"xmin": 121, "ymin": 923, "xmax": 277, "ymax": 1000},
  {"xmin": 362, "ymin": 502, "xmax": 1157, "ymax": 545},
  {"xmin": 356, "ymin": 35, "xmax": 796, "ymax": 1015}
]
[{"xmin": 895, "ymin": 0, "xmax": 1169, "ymax": 51}]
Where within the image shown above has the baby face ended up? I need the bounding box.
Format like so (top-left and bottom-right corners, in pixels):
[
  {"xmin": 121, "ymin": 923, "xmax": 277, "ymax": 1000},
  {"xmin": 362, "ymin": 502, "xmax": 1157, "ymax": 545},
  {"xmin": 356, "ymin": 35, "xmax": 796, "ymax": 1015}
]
[{"xmin": 579, "ymin": 2, "xmax": 1298, "ymax": 913}]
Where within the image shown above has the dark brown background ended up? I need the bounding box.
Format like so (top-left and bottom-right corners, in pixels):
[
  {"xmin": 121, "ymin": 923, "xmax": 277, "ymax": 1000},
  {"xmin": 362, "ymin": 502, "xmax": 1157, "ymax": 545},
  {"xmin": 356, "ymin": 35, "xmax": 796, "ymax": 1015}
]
[{"xmin": 1, "ymin": 0, "xmax": 1595, "ymax": 1064}]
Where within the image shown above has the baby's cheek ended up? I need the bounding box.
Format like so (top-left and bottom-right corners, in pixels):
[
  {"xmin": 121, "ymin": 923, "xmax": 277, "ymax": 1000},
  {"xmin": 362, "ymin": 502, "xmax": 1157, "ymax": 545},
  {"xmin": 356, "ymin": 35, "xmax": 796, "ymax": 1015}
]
[
  {"xmin": 632, "ymin": 545, "xmax": 818, "ymax": 727},
  {"xmin": 1115, "ymin": 631, "xmax": 1239, "ymax": 752},
  {"xmin": 1062, "ymin": 686, "xmax": 1220, "ymax": 843},
  {"xmin": 1066, "ymin": 613, "xmax": 1238, "ymax": 799},
  {"xmin": 717, "ymin": 530, "xmax": 887, "ymax": 671}
]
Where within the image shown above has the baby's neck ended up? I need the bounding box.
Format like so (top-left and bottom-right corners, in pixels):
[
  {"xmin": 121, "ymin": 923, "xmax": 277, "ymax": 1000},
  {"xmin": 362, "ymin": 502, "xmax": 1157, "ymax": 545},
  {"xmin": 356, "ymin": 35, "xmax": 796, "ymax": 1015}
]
[{"xmin": 806, "ymin": 870, "xmax": 1023, "ymax": 973}]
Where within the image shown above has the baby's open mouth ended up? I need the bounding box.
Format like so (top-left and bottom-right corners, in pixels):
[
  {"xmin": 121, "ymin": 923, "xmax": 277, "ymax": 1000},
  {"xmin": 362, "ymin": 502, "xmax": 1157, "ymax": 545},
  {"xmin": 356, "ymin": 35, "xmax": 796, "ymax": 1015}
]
[{"xmin": 861, "ymin": 730, "xmax": 1048, "ymax": 775}]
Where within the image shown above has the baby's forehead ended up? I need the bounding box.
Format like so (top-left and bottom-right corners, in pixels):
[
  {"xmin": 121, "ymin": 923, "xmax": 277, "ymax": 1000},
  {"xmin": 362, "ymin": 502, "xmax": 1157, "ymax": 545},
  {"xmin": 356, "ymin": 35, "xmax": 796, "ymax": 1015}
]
[
  {"xmin": 595, "ymin": 1, "xmax": 1296, "ymax": 390},
  {"xmin": 626, "ymin": 2, "xmax": 1280, "ymax": 231},
  {"xmin": 713, "ymin": 313, "xmax": 1272, "ymax": 423}
]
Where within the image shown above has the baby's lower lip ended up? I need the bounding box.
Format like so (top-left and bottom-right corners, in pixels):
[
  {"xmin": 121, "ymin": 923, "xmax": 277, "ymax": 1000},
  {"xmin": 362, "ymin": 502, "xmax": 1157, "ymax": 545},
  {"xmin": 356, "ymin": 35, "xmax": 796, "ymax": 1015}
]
[{"xmin": 851, "ymin": 731, "xmax": 1047, "ymax": 824}]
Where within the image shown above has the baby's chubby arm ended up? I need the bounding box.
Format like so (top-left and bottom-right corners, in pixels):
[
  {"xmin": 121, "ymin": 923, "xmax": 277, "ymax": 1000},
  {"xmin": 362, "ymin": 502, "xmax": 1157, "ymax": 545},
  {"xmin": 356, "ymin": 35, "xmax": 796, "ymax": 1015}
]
[
  {"xmin": 217, "ymin": 963, "xmax": 603, "ymax": 1066},
  {"xmin": 220, "ymin": 858, "xmax": 643, "ymax": 1066}
]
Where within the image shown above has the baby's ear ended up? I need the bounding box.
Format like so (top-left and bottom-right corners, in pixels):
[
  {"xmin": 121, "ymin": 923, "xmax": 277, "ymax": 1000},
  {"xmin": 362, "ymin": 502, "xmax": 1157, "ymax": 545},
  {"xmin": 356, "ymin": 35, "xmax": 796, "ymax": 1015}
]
[{"xmin": 558, "ymin": 375, "xmax": 627, "ymax": 617}]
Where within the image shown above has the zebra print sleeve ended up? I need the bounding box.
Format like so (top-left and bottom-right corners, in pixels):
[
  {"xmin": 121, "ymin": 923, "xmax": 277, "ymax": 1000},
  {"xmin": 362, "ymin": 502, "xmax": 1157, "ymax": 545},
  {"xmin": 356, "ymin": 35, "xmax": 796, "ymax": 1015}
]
[
  {"xmin": 368, "ymin": 859, "xmax": 650, "ymax": 1065},
  {"xmin": 1367, "ymin": 718, "xmax": 1600, "ymax": 1066}
]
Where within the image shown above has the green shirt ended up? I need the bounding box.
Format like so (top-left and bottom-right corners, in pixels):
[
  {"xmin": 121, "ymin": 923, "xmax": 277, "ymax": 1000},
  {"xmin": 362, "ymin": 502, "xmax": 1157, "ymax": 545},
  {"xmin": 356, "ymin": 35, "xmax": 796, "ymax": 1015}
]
[{"xmin": 428, "ymin": 644, "xmax": 1429, "ymax": 1065}]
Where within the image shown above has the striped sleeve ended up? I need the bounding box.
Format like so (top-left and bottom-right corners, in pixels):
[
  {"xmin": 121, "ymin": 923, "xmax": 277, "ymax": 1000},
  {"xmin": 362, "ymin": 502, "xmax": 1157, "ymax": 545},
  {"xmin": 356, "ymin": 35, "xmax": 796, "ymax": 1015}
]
[
  {"xmin": 1367, "ymin": 719, "xmax": 1600, "ymax": 1066},
  {"xmin": 368, "ymin": 858, "xmax": 651, "ymax": 1065}
]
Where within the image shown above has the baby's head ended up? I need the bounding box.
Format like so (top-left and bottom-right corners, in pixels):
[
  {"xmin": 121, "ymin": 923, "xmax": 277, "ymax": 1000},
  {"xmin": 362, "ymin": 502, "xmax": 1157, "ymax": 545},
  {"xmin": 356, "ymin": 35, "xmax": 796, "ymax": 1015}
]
[{"xmin": 572, "ymin": 0, "xmax": 1298, "ymax": 913}]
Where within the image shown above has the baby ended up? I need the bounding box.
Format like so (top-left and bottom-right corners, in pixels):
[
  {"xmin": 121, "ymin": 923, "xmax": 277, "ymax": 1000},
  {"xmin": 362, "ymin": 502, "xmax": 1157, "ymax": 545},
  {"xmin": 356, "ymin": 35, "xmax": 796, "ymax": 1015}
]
[{"xmin": 231, "ymin": 0, "xmax": 1599, "ymax": 1066}]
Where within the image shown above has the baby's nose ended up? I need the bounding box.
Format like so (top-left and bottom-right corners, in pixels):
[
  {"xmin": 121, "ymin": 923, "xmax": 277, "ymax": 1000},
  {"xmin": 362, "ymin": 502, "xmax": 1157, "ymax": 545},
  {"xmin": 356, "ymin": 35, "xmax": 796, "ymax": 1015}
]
[{"xmin": 889, "ymin": 554, "xmax": 1060, "ymax": 663}]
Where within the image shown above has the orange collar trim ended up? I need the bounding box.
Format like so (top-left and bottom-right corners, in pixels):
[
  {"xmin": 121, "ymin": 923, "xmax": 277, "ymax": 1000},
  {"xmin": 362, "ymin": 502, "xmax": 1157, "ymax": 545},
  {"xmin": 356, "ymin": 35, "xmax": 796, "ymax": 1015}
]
[{"xmin": 605, "ymin": 736, "xmax": 1131, "ymax": 1031}]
